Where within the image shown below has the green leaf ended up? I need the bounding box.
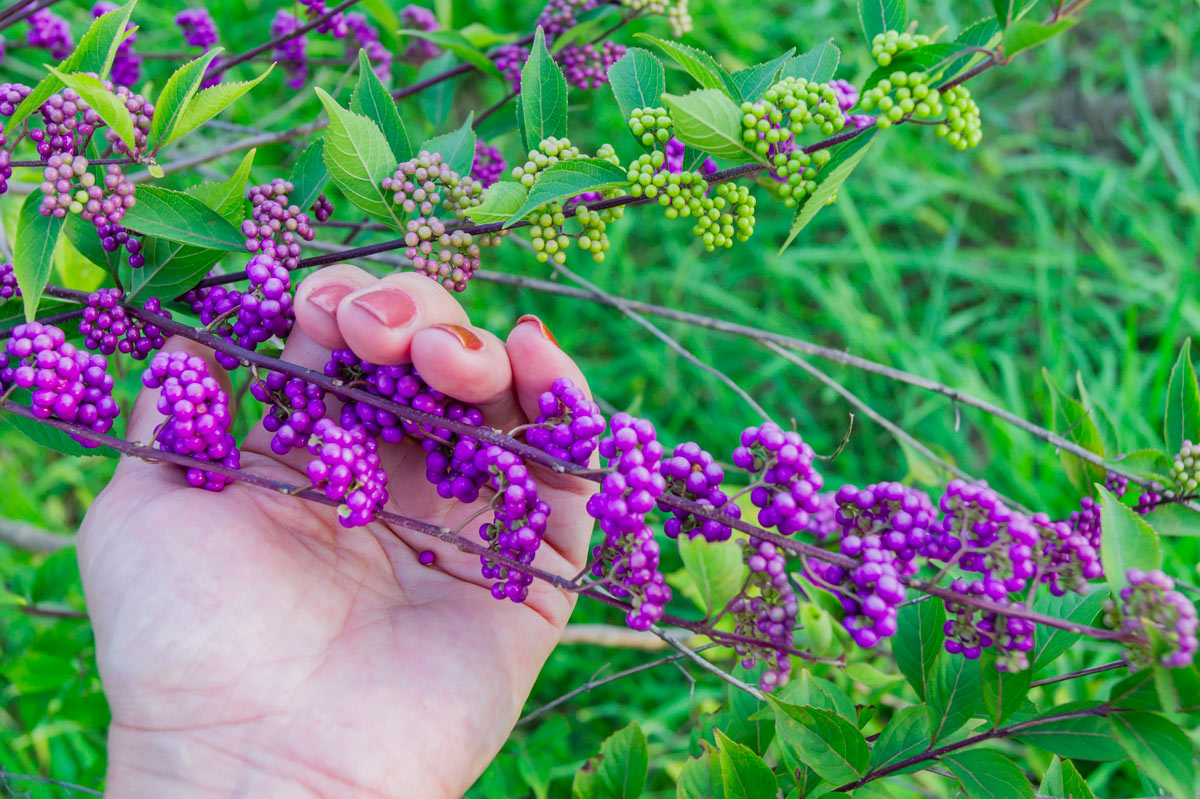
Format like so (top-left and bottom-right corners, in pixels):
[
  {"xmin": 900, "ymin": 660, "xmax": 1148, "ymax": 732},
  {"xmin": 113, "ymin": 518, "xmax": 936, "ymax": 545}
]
[
  {"xmin": 521, "ymin": 28, "xmax": 569, "ymax": 147},
  {"xmin": 893, "ymin": 595, "xmax": 945, "ymax": 700},
  {"xmin": 1013, "ymin": 703, "xmax": 1126, "ymax": 761},
  {"xmin": 419, "ymin": 52, "xmax": 458, "ymax": 130},
  {"xmin": 1075, "ymin": 373, "xmax": 1120, "ymax": 457},
  {"xmin": 991, "ymin": 0, "xmax": 1015, "ymax": 27},
  {"xmin": 662, "ymin": 89, "xmax": 760, "ymax": 163},
  {"xmin": 779, "ymin": 130, "xmax": 877, "ymax": 254},
  {"xmin": 351, "ymin": 49, "xmax": 413, "ymax": 162},
  {"xmin": 768, "ymin": 699, "xmax": 870, "ymax": 785},
  {"xmin": 466, "ymin": 182, "xmax": 528, "ymax": 224},
  {"xmin": 591, "ymin": 722, "xmax": 649, "ymax": 799},
  {"xmin": 858, "ymin": 0, "xmax": 908, "ymax": 44},
  {"xmin": 1044, "ymin": 368, "xmax": 1107, "ymax": 494},
  {"xmin": 1164, "ymin": 339, "xmax": 1200, "ymax": 457},
  {"xmin": 1098, "ymin": 486, "xmax": 1161, "ymax": 595},
  {"xmin": 1111, "ymin": 711, "xmax": 1198, "ymax": 798},
  {"xmin": 774, "ymin": 669, "xmax": 857, "ymax": 722},
  {"xmin": 942, "ymin": 749, "xmax": 1033, "ymax": 799},
  {"xmin": 1103, "ymin": 449, "xmax": 1172, "ymax": 485},
  {"xmin": 4, "ymin": 0, "xmax": 136, "ymax": 134},
  {"xmin": 945, "ymin": 17, "xmax": 1003, "ymax": 77},
  {"xmin": 609, "ymin": 48, "xmax": 666, "ymax": 125},
  {"xmin": 185, "ymin": 148, "xmax": 256, "ymax": 223},
  {"xmin": 64, "ymin": 214, "xmax": 121, "ymax": 280},
  {"xmin": 549, "ymin": 5, "xmax": 619, "ymax": 54},
  {"xmin": 677, "ymin": 745, "xmax": 725, "ymax": 799},
  {"xmin": 123, "ymin": 238, "xmax": 224, "ymax": 302},
  {"xmin": 13, "ymin": 192, "xmax": 64, "ymax": 321},
  {"xmin": 1005, "ymin": 17, "xmax": 1079, "ymax": 57},
  {"xmin": 1153, "ymin": 665, "xmax": 1200, "ymax": 716},
  {"xmin": 779, "ymin": 39, "xmax": 841, "ymax": 84},
  {"xmin": 121, "ymin": 186, "xmax": 244, "ymax": 251},
  {"xmin": 314, "ymin": 87, "xmax": 405, "ymax": 232},
  {"xmin": 1145, "ymin": 503, "xmax": 1200, "ymax": 536},
  {"xmin": 719, "ymin": 669, "xmax": 775, "ymax": 756},
  {"xmin": 2, "ymin": 652, "xmax": 79, "ymax": 693},
  {"xmin": 422, "ymin": 112, "xmax": 477, "ymax": 177},
  {"xmin": 868, "ymin": 705, "xmax": 931, "ymax": 774},
  {"xmin": 634, "ymin": 34, "xmax": 740, "ymax": 101},
  {"xmin": 729, "ymin": 49, "xmax": 795, "ymax": 102},
  {"xmin": 164, "ymin": 66, "xmax": 274, "ymax": 145},
  {"xmin": 927, "ymin": 652, "xmax": 983, "ymax": 743},
  {"xmin": 289, "ymin": 139, "xmax": 330, "ymax": 212},
  {"xmin": 858, "ymin": 44, "xmax": 978, "ymax": 96},
  {"xmin": 1031, "ymin": 587, "xmax": 1110, "ymax": 672},
  {"xmin": 150, "ymin": 48, "xmax": 225, "ymax": 148},
  {"xmin": 506, "ymin": 159, "xmax": 629, "ymax": 224},
  {"xmin": 400, "ymin": 29, "xmax": 502, "ymax": 78},
  {"xmin": 1038, "ymin": 757, "xmax": 1095, "ymax": 799},
  {"xmin": 0, "ymin": 395, "xmax": 116, "ymax": 459},
  {"xmin": 714, "ymin": 730, "xmax": 777, "ymax": 799},
  {"xmin": 45, "ymin": 67, "xmax": 137, "ymax": 153},
  {"xmin": 981, "ymin": 654, "xmax": 1031, "ymax": 726},
  {"xmin": 678, "ymin": 536, "xmax": 747, "ymax": 618}
]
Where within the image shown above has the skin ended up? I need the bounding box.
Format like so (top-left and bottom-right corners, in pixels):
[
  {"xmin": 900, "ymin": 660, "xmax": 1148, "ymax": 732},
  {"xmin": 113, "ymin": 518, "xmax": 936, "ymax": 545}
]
[{"xmin": 78, "ymin": 267, "xmax": 597, "ymax": 798}]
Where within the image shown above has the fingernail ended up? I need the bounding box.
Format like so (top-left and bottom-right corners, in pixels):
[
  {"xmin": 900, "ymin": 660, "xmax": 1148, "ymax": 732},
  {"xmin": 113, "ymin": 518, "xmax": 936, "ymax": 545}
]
[
  {"xmin": 308, "ymin": 283, "xmax": 353, "ymax": 315},
  {"xmin": 352, "ymin": 288, "xmax": 417, "ymax": 328},
  {"xmin": 518, "ymin": 314, "xmax": 558, "ymax": 346},
  {"xmin": 431, "ymin": 324, "xmax": 484, "ymax": 351}
]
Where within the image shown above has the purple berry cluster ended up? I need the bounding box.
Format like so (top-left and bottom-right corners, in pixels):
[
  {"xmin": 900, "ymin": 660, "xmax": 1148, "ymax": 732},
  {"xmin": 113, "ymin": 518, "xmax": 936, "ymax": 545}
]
[
  {"xmin": 731, "ymin": 539, "xmax": 797, "ymax": 689},
  {"xmin": 250, "ymin": 372, "xmax": 327, "ymax": 455},
  {"xmin": 345, "ymin": 13, "xmax": 392, "ymax": 79},
  {"xmin": 175, "ymin": 8, "xmax": 221, "ymax": 86},
  {"xmin": 1105, "ymin": 568, "xmax": 1198, "ymax": 669},
  {"xmin": 660, "ymin": 442, "xmax": 739, "ymax": 541},
  {"xmin": 471, "ymin": 142, "xmax": 507, "ymax": 189},
  {"xmin": 1, "ymin": 82, "xmax": 32, "ymax": 196},
  {"xmin": 243, "ymin": 178, "xmax": 316, "ymax": 268},
  {"xmin": 493, "ymin": 45, "xmax": 529, "ymax": 92},
  {"xmin": 732, "ymin": 422, "xmax": 824, "ymax": 535},
  {"xmin": 400, "ymin": 4, "xmax": 441, "ymax": 64},
  {"xmin": 0, "ymin": 262, "xmax": 20, "ymax": 302},
  {"xmin": 271, "ymin": 11, "xmax": 309, "ymax": 89},
  {"xmin": 307, "ymin": 418, "xmax": 390, "ymax": 527},
  {"xmin": 1067, "ymin": 495, "xmax": 1101, "ymax": 551},
  {"xmin": 97, "ymin": 221, "xmax": 144, "ymax": 268},
  {"xmin": 92, "ymin": 2, "xmax": 142, "ymax": 88},
  {"xmin": 942, "ymin": 586, "xmax": 1035, "ymax": 669},
  {"xmin": 79, "ymin": 288, "xmax": 171, "ymax": 359},
  {"xmin": 311, "ymin": 194, "xmax": 334, "ymax": 222},
  {"xmin": 1, "ymin": 322, "xmax": 120, "ymax": 448},
  {"xmin": 937, "ymin": 480, "xmax": 1037, "ymax": 596},
  {"xmin": 422, "ymin": 402, "xmax": 489, "ymax": 503},
  {"xmin": 143, "ymin": 351, "xmax": 239, "ymax": 490},
  {"xmin": 478, "ymin": 445, "xmax": 551, "ymax": 602},
  {"xmin": 663, "ymin": 137, "xmax": 718, "ymax": 177},
  {"xmin": 829, "ymin": 78, "xmax": 859, "ymax": 111},
  {"xmin": 804, "ymin": 492, "xmax": 838, "ymax": 540},
  {"xmin": 27, "ymin": 9, "xmax": 72, "ymax": 58},
  {"xmin": 536, "ymin": 0, "xmax": 601, "ymax": 38},
  {"xmin": 527, "ymin": 377, "xmax": 605, "ymax": 466},
  {"xmin": 586, "ymin": 413, "xmax": 672, "ymax": 630},
  {"xmin": 1032, "ymin": 512, "xmax": 1102, "ymax": 596},
  {"xmin": 239, "ymin": 253, "xmax": 295, "ymax": 343},
  {"xmin": 558, "ymin": 41, "xmax": 626, "ymax": 90},
  {"xmin": 300, "ymin": 0, "xmax": 349, "ymax": 36}
]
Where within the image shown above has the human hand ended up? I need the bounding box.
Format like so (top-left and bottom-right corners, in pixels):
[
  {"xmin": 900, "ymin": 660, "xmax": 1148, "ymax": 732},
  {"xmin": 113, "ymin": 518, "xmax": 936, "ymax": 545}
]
[{"xmin": 78, "ymin": 267, "xmax": 596, "ymax": 798}]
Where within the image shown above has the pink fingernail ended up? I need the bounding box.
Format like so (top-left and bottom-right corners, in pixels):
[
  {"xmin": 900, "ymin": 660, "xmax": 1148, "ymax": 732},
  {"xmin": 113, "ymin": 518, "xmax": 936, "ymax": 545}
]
[
  {"xmin": 352, "ymin": 289, "xmax": 417, "ymax": 327},
  {"xmin": 517, "ymin": 314, "xmax": 558, "ymax": 347},
  {"xmin": 431, "ymin": 324, "xmax": 484, "ymax": 351},
  {"xmin": 308, "ymin": 283, "xmax": 352, "ymax": 315}
]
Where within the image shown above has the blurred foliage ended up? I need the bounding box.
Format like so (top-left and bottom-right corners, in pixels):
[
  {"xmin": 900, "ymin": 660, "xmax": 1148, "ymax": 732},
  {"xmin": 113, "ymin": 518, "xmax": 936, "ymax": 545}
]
[{"xmin": 0, "ymin": 0, "xmax": 1198, "ymax": 795}]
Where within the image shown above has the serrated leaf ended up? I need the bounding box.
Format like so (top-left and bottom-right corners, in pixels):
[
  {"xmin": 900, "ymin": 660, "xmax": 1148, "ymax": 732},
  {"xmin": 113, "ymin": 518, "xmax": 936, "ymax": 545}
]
[
  {"xmin": 289, "ymin": 139, "xmax": 329, "ymax": 212},
  {"xmin": 609, "ymin": 48, "xmax": 666, "ymax": 126},
  {"xmin": 981, "ymin": 654, "xmax": 1031, "ymax": 726},
  {"xmin": 465, "ymin": 182, "xmax": 528, "ymax": 224},
  {"xmin": 1075, "ymin": 374, "xmax": 1120, "ymax": 456},
  {"xmin": 13, "ymin": 192, "xmax": 64, "ymax": 321},
  {"xmin": 1110, "ymin": 711, "xmax": 1198, "ymax": 798},
  {"xmin": 314, "ymin": 88, "xmax": 405, "ymax": 232},
  {"xmin": 1103, "ymin": 449, "xmax": 1172, "ymax": 485},
  {"xmin": 1013, "ymin": 702, "xmax": 1126, "ymax": 760},
  {"xmin": 893, "ymin": 597, "xmax": 944, "ymax": 700},
  {"xmin": 942, "ymin": 749, "xmax": 1033, "ymax": 799},
  {"xmin": 122, "ymin": 238, "xmax": 224, "ymax": 302},
  {"xmin": 1030, "ymin": 587, "xmax": 1110, "ymax": 672},
  {"xmin": 945, "ymin": 17, "xmax": 1003, "ymax": 77},
  {"xmin": 928, "ymin": 653, "xmax": 983, "ymax": 743},
  {"xmin": 1045, "ymin": 368, "xmax": 1107, "ymax": 494},
  {"xmin": 634, "ymin": 34, "xmax": 740, "ymax": 101},
  {"xmin": 768, "ymin": 699, "xmax": 870, "ymax": 784},
  {"xmin": 422, "ymin": 112, "xmax": 477, "ymax": 177},
  {"xmin": 164, "ymin": 66, "xmax": 274, "ymax": 145},
  {"xmin": 593, "ymin": 722, "xmax": 649, "ymax": 799},
  {"xmin": 1039, "ymin": 757, "xmax": 1095, "ymax": 799},
  {"xmin": 351, "ymin": 49, "xmax": 412, "ymax": 163},
  {"xmin": 729, "ymin": 49, "xmax": 795, "ymax": 102},
  {"xmin": 779, "ymin": 40, "xmax": 841, "ymax": 83},
  {"xmin": 869, "ymin": 706, "xmax": 931, "ymax": 774},
  {"xmin": 4, "ymin": 0, "xmax": 136, "ymax": 134},
  {"xmin": 185, "ymin": 148, "xmax": 255, "ymax": 223},
  {"xmin": 774, "ymin": 669, "xmax": 857, "ymax": 722},
  {"xmin": 1164, "ymin": 339, "xmax": 1200, "ymax": 457},
  {"xmin": 121, "ymin": 186, "xmax": 244, "ymax": 251},
  {"xmin": 779, "ymin": 130, "xmax": 877, "ymax": 254},
  {"xmin": 46, "ymin": 67, "xmax": 137, "ymax": 153},
  {"xmin": 64, "ymin": 214, "xmax": 121, "ymax": 281},
  {"xmin": 150, "ymin": 48, "xmax": 224, "ymax": 148},
  {"xmin": 1144, "ymin": 503, "xmax": 1200, "ymax": 536},
  {"xmin": 1098, "ymin": 486, "xmax": 1161, "ymax": 595},
  {"xmin": 521, "ymin": 28, "xmax": 568, "ymax": 146},
  {"xmin": 714, "ymin": 730, "xmax": 777, "ymax": 799},
  {"xmin": 677, "ymin": 746, "xmax": 725, "ymax": 799},
  {"xmin": 400, "ymin": 29, "xmax": 502, "ymax": 78},
  {"xmin": 858, "ymin": 0, "xmax": 908, "ymax": 44},
  {"xmin": 678, "ymin": 536, "xmax": 747, "ymax": 618},
  {"xmin": 1003, "ymin": 18, "xmax": 1074, "ymax": 58},
  {"xmin": 662, "ymin": 89, "xmax": 760, "ymax": 163},
  {"xmin": 506, "ymin": 159, "xmax": 629, "ymax": 224}
]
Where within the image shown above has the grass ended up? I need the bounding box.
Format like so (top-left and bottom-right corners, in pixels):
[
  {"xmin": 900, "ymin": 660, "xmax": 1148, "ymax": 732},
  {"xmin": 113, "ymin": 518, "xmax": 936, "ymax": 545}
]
[{"xmin": 0, "ymin": 0, "xmax": 1198, "ymax": 795}]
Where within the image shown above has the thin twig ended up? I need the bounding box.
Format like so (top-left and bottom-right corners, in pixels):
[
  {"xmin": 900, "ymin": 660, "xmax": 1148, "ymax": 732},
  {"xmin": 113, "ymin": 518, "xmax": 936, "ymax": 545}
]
[
  {"xmin": 206, "ymin": 0, "xmax": 364, "ymax": 78},
  {"xmin": 0, "ymin": 517, "xmax": 74, "ymax": 552},
  {"xmin": 650, "ymin": 624, "xmax": 765, "ymax": 701},
  {"xmin": 0, "ymin": 769, "xmax": 102, "ymax": 797},
  {"xmin": 1029, "ymin": 660, "xmax": 1126, "ymax": 688}
]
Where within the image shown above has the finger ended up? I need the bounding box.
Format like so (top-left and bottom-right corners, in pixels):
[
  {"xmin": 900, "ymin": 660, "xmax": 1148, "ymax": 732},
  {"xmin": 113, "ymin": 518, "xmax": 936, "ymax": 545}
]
[
  {"xmin": 293, "ymin": 264, "xmax": 377, "ymax": 350},
  {"xmin": 335, "ymin": 273, "xmax": 468, "ymax": 365},
  {"xmin": 410, "ymin": 324, "xmax": 524, "ymax": 432}
]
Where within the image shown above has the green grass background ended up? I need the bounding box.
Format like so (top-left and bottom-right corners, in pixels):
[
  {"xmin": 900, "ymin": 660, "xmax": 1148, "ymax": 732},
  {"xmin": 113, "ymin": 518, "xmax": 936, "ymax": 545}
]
[{"xmin": 1, "ymin": 0, "xmax": 1198, "ymax": 795}]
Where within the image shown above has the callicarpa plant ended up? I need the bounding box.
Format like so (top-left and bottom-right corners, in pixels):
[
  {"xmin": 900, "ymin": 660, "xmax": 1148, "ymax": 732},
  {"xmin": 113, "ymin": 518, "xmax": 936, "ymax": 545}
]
[{"xmin": 0, "ymin": 0, "xmax": 1197, "ymax": 797}]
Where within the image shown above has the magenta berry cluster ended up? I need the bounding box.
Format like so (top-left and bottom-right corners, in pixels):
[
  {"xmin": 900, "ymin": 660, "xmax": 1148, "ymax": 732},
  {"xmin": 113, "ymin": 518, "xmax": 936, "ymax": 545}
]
[
  {"xmin": 271, "ymin": 11, "xmax": 309, "ymax": 89},
  {"xmin": 400, "ymin": 4, "xmax": 441, "ymax": 63},
  {"xmin": 79, "ymin": 288, "xmax": 171, "ymax": 359},
  {"xmin": 175, "ymin": 8, "xmax": 221, "ymax": 86},
  {"xmin": 1105, "ymin": 568, "xmax": 1198, "ymax": 668},
  {"xmin": 733, "ymin": 422, "xmax": 825, "ymax": 535},
  {"xmin": 143, "ymin": 351, "xmax": 239, "ymax": 491},
  {"xmin": 478, "ymin": 445, "xmax": 551, "ymax": 602},
  {"xmin": 494, "ymin": 44, "xmax": 529, "ymax": 92},
  {"xmin": 27, "ymin": 9, "xmax": 73, "ymax": 58},
  {"xmin": 1, "ymin": 322, "xmax": 119, "ymax": 448},
  {"xmin": 243, "ymin": 178, "xmax": 315, "ymax": 268},
  {"xmin": 528, "ymin": 377, "xmax": 606, "ymax": 466},
  {"xmin": 660, "ymin": 442, "xmax": 739, "ymax": 541},
  {"xmin": 1032, "ymin": 512, "xmax": 1102, "ymax": 596},
  {"xmin": 471, "ymin": 142, "xmax": 507, "ymax": 189},
  {"xmin": 558, "ymin": 41, "xmax": 626, "ymax": 90},
  {"xmin": 239, "ymin": 253, "xmax": 295, "ymax": 344},
  {"xmin": 1, "ymin": 83, "xmax": 33, "ymax": 196},
  {"xmin": 311, "ymin": 194, "xmax": 334, "ymax": 222},
  {"xmin": 307, "ymin": 418, "xmax": 390, "ymax": 527},
  {"xmin": 732, "ymin": 539, "xmax": 798, "ymax": 689},
  {"xmin": 250, "ymin": 372, "xmax": 327, "ymax": 455},
  {"xmin": 0, "ymin": 262, "xmax": 20, "ymax": 302}
]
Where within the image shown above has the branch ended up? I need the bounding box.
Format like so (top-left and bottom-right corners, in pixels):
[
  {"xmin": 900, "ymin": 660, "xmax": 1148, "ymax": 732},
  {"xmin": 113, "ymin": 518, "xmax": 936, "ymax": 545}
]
[
  {"xmin": 1029, "ymin": 660, "xmax": 1126, "ymax": 688},
  {"xmin": 0, "ymin": 517, "xmax": 74, "ymax": 553},
  {"xmin": 206, "ymin": 0, "xmax": 364, "ymax": 78},
  {"xmin": 650, "ymin": 624, "xmax": 765, "ymax": 701}
]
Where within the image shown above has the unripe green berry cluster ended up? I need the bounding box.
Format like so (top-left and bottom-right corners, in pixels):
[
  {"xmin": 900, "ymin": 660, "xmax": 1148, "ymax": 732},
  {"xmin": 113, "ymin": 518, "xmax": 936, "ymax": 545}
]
[
  {"xmin": 934, "ymin": 85, "xmax": 983, "ymax": 150},
  {"xmin": 1171, "ymin": 441, "xmax": 1199, "ymax": 494},
  {"xmin": 530, "ymin": 203, "xmax": 571, "ymax": 264},
  {"xmin": 692, "ymin": 182, "xmax": 755, "ymax": 251},
  {"xmin": 575, "ymin": 201, "xmax": 624, "ymax": 263},
  {"xmin": 626, "ymin": 151, "xmax": 668, "ymax": 198},
  {"xmin": 740, "ymin": 78, "xmax": 846, "ymax": 160},
  {"xmin": 596, "ymin": 142, "xmax": 621, "ymax": 166},
  {"xmin": 861, "ymin": 71, "xmax": 944, "ymax": 128},
  {"xmin": 512, "ymin": 137, "xmax": 582, "ymax": 187},
  {"xmin": 628, "ymin": 106, "xmax": 673, "ymax": 147},
  {"xmin": 765, "ymin": 147, "xmax": 831, "ymax": 209},
  {"xmin": 870, "ymin": 28, "xmax": 932, "ymax": 66}
]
